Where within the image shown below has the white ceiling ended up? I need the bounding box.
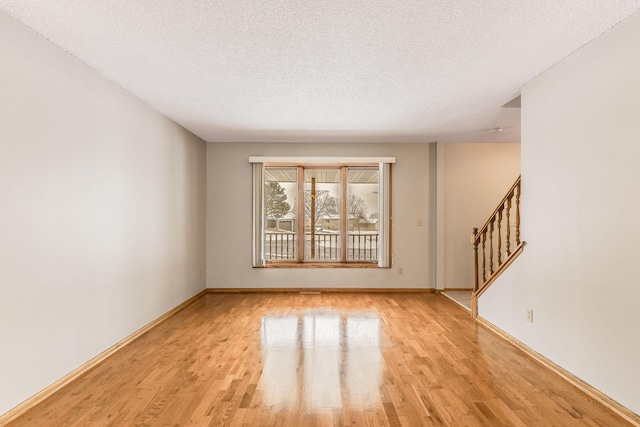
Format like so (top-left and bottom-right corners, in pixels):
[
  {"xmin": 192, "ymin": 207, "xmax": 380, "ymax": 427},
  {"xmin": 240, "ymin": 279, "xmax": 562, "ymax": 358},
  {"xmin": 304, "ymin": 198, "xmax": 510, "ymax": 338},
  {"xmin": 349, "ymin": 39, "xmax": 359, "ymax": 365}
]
[{"xmin": 1, "ymin": 1, "xmax": 638, "ymax": 143}]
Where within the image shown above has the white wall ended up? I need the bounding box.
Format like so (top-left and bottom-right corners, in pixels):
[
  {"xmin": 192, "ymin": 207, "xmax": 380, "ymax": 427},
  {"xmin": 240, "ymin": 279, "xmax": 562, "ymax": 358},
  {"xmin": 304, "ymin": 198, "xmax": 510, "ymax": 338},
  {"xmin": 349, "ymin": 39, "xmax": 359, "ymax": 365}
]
[
  {"xmin": 207, "ymin": 142, "xmax": 435, "ymax": 288},
  {"xmin": 438, "ymin": 142, "xmax": 521, "ymax": 290},
  {"xmin": 480, "ymin": 11, "xmax": 640, "ymax": 414},
  {"xmin": 0, "ymin": 11, "xmax": 207, "ymax": 415}
]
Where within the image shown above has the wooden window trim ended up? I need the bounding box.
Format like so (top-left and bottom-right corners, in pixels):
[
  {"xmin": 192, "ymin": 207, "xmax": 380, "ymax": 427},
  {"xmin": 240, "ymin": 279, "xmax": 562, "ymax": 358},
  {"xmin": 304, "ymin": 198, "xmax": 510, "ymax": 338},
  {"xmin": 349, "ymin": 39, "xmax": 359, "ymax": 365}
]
[
  {"xmin": 263, "ymin": 162, "xmax": 389, "ymax": 268},
  {"xmin": 264, "ymin": 262, "xmax": 379, "ymax": 268}
]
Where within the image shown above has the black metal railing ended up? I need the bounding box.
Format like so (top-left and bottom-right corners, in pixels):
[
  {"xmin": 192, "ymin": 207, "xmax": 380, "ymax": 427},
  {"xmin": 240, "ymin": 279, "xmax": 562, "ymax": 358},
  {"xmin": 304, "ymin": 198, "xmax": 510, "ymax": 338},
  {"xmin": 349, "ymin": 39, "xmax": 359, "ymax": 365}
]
[
  {"xmin": 307, "ymin": 233, "xmax": 340, "ymax": 260},
  {"xmin": 265, "ymin": 232, "xmax": 379, "ymax": 262},
  {"xmin": 265, "ymin": 233, "xmax": 296, "ymax": 260},
  {"xmin": 348, "ymin": 234, "xmax": 379, "ymax": 261}
]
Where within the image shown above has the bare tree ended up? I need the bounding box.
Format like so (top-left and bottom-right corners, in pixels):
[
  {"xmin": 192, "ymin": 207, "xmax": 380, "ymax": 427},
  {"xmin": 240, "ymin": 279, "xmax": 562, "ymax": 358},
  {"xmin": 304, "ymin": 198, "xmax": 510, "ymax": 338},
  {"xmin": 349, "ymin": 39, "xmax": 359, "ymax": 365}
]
[
  {"xmin": 304, "ymin": 190, "xmax": 338, "ymax": 229},
  {"xmin": 348, "ymin": 194, "xmax": 368, "ymax": 232}
]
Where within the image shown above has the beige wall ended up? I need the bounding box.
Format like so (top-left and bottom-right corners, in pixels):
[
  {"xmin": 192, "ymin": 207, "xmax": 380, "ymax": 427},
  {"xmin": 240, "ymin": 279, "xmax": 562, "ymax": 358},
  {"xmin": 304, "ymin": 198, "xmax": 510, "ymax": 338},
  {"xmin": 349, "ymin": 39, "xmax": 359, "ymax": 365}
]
[
  {"xmin": 438, "ymin": 143, "xmax": 521, "ymax": 289},
  {"xmin": 0, "ymin": 11, "xmax": 207, "ymax": 415},
  {"xmin": 207, "ymin": 142, "xmax": 435, "ymax": 288},
  {"xmin": 481, "ymin": 11, "xmax": 640, "ymax": 415}
]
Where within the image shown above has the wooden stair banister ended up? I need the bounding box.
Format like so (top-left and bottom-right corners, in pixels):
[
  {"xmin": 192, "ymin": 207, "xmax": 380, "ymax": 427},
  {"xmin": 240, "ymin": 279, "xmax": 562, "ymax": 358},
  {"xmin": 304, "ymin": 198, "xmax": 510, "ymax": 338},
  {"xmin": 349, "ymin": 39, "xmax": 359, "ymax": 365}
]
[{"xmin": 471, "ymin": 176, "xmax": 525, "ymax": 317}]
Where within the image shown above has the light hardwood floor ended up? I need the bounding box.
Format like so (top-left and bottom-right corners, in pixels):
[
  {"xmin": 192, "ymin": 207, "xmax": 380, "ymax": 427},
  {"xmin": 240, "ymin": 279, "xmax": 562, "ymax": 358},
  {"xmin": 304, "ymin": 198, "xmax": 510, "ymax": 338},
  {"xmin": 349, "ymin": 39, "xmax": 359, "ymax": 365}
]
[{"xmin": 7, "ymin": 293, "xmax": 633, "ymax": 426}]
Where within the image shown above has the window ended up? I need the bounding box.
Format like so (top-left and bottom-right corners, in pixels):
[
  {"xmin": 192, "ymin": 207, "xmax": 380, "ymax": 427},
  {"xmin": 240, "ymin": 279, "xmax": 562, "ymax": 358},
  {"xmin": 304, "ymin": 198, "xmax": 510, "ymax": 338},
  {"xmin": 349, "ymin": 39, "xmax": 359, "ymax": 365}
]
[{"xmin": 251, "ymin": 157, "xmax": 394, "ymax": 267}]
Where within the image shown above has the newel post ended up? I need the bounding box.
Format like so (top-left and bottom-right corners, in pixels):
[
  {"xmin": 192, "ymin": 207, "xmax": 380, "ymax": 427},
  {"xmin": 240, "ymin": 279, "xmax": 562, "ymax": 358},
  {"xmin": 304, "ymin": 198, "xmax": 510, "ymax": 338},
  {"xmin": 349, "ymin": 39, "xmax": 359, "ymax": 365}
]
[
  {"xmin": 472, "ymin": 228, "xmax": 479, "ymax": 292},
  {"xmin": 472, "ymin": 227, "xmax": 479, "ymax": 318}
]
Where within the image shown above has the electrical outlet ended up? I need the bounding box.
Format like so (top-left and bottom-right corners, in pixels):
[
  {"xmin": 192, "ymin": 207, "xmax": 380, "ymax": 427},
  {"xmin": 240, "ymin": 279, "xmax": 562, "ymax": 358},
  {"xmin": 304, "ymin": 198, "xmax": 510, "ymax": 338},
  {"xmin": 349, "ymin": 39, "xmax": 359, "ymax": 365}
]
[
  {"xmin": 526, "ymin": 309, "xmax": 534, "ymax": 323},
  {"xmin": 398, "ymin": 267, "xmax": 404, "ymax": 275}
]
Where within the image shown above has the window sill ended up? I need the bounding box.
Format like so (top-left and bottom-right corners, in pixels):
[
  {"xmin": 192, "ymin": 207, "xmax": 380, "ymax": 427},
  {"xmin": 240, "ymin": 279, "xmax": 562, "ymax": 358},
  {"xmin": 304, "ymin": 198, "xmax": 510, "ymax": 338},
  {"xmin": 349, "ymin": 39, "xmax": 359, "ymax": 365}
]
[{"xmin": 264, "ymin": 262, "xmax": 379, "ymax": 268}]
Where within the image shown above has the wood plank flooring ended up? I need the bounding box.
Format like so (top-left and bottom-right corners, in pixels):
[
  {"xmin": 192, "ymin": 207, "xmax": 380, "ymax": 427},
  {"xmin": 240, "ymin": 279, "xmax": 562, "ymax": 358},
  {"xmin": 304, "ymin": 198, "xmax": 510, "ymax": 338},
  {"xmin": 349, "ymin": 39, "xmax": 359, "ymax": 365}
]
[{"xmin": 6, "ymin": 292, "xmax": 633, "ymax": 426}]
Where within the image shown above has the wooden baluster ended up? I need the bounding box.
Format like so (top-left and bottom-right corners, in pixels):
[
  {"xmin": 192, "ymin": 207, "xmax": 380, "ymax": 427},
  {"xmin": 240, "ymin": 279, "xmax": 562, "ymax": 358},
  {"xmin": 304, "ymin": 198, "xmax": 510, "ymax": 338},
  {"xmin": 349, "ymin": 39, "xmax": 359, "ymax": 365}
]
[
  {"xmin": 497, "ymin": 207, "xmax": 503, "ymax": 266},
  {"xmin": 505, "ymin": 195, "xmax": 512, "ymax": 257},
  {"xmin": 515, "ymin": 181, "xmax": 521, "ymax": 246},
  {"xmin": 472, "ymin": 228, "xmax": 479, "ymax": 292},
  {"xmin": 481, "ymin": 231, "xmax": 486, "ymax": 282},
  {"xmin": 489, "ymin": 219, "xmax": 494, "ymax": 275}
]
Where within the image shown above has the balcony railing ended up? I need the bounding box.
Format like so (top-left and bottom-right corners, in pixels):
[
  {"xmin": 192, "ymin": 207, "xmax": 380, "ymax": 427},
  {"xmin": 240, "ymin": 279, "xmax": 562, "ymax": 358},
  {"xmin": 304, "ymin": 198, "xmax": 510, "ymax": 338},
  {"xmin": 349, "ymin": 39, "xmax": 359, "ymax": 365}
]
[
  {"xmin": 265, "ymin": 232, "xmax": 296, "ymax": 260},
  {"xmin": 307, "ymin": 233, "xmax": 340, "ymax": 260},
  {"xmin": 348, "ymin": 234, "xmax": 378, "ymax": 261},
  {"xmin": 265, "ymin": 232, "xmax": 379, "ymax": 262}
]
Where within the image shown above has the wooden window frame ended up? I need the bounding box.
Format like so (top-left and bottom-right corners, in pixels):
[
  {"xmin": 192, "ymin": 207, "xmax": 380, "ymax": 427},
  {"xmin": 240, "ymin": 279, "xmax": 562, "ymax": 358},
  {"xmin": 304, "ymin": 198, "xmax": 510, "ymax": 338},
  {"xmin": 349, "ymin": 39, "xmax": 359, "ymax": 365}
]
[{"xmin": 252, "ymin": 157, "xmax": 394, "ymax": 269}]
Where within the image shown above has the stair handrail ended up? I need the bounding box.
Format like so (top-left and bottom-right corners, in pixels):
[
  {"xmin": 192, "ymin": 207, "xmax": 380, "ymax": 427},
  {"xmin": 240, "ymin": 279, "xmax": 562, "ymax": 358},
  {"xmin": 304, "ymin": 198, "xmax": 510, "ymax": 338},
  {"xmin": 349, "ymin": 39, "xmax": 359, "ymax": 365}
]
[
  {"xmin": 471, "ymin": 175, "xmax": 524, "ymax": 316},
  {"xmin": 473, "ymin": 177, "xmax": 521, "ymax": 242}
]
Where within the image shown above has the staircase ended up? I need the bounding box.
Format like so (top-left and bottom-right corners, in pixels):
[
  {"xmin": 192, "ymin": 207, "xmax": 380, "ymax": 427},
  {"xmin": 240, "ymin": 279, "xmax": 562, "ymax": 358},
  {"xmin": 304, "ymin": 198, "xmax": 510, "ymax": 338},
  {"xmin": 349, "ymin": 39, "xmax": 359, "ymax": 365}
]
[{"xmin": 471, "ymin": 176, "xmax": 525, "ymax": 317}]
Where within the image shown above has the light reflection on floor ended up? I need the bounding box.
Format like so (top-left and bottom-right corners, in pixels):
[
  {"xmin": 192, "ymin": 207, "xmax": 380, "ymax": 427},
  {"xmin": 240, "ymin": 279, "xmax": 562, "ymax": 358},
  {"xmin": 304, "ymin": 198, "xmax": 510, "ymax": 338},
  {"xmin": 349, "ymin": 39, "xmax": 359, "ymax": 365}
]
[{"xmin": 260, "ymin": 312, "xmax": 382, "ymax": 411}]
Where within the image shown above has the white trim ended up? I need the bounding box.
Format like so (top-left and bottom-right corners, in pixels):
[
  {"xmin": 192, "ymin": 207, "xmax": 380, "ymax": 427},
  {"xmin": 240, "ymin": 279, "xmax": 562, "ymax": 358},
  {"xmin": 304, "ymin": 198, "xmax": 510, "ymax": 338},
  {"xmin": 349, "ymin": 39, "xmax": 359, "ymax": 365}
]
[
  {"xmin": 378, "ymin": 163, "xmax": 391, "ymax": 268},
  {"xmin": 249, "ymin": 156, "xmax": 396, "ymax": 164},
  {"xmin": 436, "ymin": 141, "xmax": 445, "ymax": 290},
  {"xmin": 252, "ymin": 163, "xmax": 265, "ymax": 267}
]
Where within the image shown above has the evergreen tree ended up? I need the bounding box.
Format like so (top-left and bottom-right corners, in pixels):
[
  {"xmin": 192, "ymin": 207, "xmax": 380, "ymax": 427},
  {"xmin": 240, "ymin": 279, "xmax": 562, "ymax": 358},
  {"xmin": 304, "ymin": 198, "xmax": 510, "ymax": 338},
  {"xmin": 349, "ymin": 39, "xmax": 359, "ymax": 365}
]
[{"xmin": 265, "ymin": 182, "xmax": 291, "ymax": 229}]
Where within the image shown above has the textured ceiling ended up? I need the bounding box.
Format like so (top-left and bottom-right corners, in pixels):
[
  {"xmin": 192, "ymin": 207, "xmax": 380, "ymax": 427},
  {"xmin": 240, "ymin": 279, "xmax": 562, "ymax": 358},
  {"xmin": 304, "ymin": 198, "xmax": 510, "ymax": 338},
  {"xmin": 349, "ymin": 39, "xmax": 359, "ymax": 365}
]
[{"xmin": 1, "ymin": 1, "xmax": 638, "ymax": 143}]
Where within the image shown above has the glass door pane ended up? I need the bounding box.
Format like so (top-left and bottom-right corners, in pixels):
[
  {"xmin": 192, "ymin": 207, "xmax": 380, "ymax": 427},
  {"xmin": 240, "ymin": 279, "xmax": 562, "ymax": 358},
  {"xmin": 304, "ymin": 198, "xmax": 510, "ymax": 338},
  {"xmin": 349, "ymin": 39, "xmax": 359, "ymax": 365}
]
[
  {"xmin": 264, "ymin": 168, "xmax": 297, "ymax": 260},
  {"xmin": 304, "ymin": 169, "xmax": 340, "ymax": 260},
  {"xmin": 347, "ymin": 168, "xmax": 379, "ymax": 262}
]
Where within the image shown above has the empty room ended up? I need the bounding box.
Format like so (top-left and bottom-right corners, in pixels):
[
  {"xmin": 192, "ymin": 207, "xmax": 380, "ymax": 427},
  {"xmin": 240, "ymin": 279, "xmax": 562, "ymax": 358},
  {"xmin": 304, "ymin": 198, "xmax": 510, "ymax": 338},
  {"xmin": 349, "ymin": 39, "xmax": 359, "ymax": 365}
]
[{"xmin": 1, "ymin": 1, "xmax": 639, "ymax": 426}]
